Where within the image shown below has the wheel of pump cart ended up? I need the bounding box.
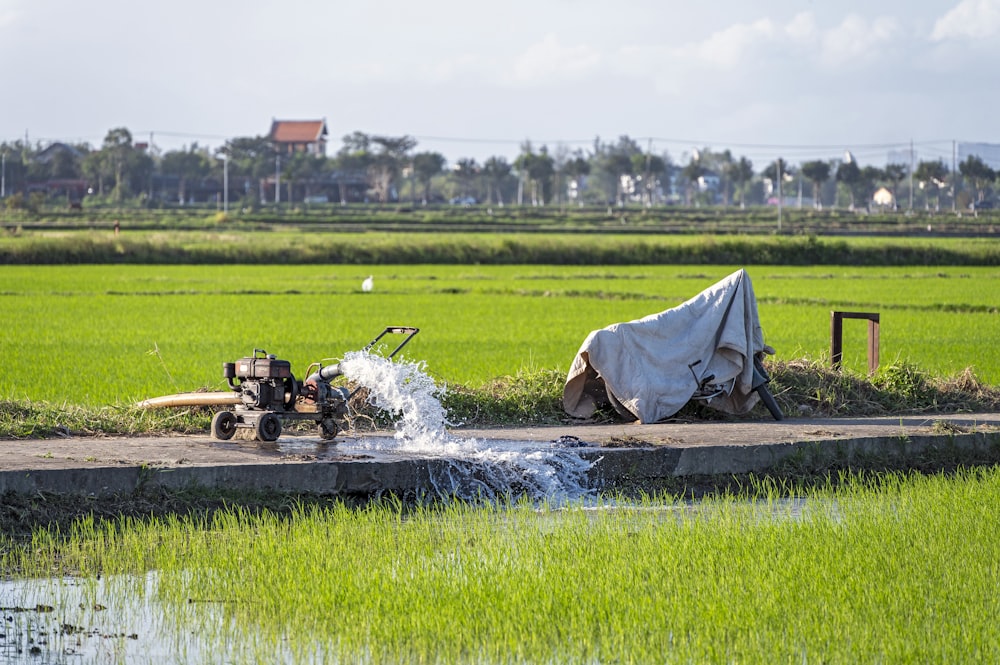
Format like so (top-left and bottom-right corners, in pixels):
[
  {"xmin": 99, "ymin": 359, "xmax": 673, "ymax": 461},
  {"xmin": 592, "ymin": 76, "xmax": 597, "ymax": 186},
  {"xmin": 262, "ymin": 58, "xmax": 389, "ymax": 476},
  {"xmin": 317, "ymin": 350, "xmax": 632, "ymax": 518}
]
[
  {"xmin": 319, "ymin": 417, "xmax": 339, "ymax": 441},
  {"xmin": 255, "ymin": 413, "xmax": 282, "ymax": 442},
  {"xmin": 211, "ymin": 411, "xmax": 237, "ymax": 440}
]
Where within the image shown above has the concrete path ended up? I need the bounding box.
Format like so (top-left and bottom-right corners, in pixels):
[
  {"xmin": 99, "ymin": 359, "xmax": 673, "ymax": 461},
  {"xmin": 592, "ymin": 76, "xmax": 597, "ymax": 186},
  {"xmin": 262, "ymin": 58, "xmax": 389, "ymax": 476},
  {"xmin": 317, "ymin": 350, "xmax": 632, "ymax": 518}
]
[{"xmin": 1, "ymin": 413, "xmax": 998, "ymax": 497}]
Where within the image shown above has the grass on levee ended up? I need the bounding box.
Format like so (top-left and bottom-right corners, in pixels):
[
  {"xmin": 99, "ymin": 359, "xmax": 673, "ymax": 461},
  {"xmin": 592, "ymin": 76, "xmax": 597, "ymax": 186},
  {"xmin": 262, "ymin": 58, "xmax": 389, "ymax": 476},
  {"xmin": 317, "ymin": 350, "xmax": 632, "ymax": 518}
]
[{"xmin": 2, "ymin": 359, "xmax": 999, "ymax": 440}]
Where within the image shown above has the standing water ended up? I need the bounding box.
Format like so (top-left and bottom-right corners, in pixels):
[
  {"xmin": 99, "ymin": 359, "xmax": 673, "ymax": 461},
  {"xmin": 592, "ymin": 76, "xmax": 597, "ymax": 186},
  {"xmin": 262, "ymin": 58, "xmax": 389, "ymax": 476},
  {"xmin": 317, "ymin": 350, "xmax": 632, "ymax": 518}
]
[{"xmin": 339, "ymin": 351, "xmax": 594, "ymax": 502}]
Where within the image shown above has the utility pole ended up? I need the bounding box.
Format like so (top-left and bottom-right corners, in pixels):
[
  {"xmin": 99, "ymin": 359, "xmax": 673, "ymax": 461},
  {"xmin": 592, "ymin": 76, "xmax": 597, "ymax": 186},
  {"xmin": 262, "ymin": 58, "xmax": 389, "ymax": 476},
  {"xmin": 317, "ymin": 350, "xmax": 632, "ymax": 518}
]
[
  {"xmin": 275, "ymin": 155, "xmax": 281, "ymax": 204},
  {"xmin": 952, "ymin": 140, "xmax": 957, "ymax": 212},
  {"xmin": 1, "ymin": 150, "xmax": 6, "ymax": 198},
  {"xmin": 908, "ymin": 139, "xmax": 914, "ymax": 211},
  {"xmin": 645, "ymin": 138, "xmax": 652, "ymax": 208},
  {"xmin": 777, "ymin": 158, "xmax": 783, "ymax": 232},
  {"xmin": 223, "ymin": 153, "xmax": 229, "ymax": 214}
]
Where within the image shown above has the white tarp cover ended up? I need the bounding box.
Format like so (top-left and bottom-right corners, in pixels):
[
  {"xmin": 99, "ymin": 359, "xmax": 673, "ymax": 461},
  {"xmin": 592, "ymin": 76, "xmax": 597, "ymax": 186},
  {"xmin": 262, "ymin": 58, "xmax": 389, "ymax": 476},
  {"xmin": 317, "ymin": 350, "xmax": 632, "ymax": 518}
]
[{"xmin": 563, "ymin": 269, "xmax": 766, "ymax": 423}]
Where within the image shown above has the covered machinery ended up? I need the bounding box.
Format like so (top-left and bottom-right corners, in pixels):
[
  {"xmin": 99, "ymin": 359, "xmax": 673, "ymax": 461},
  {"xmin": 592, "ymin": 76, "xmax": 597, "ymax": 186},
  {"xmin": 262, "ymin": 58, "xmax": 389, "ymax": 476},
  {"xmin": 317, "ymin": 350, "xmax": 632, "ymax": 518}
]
[{"xmin": 562, "ymin": 269, "xmax": 782, "ymax": 423}]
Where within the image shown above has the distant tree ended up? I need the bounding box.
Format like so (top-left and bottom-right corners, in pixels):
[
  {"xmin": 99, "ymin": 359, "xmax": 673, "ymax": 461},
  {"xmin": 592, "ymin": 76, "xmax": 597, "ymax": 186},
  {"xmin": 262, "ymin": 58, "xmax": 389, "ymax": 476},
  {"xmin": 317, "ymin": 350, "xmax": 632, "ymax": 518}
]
[
  {"xmin": 682, "ymin": 154, "xmax": 706, "ymax": 206},
  {"xmin": 368, "ymin": 135, "xmax": 417, "ymax": 203},
  {"xmin": 883, "ymin": 163, "xmax": 908, "ymax": 210},
  {"xmin": 514, "ymin": 143, "xmax": 555, "ymax": 206},
  {"xmin": 451, "ymin": 158, "xmax": 479, "ymax": 201},
  {"xmin": 283, "ymin": 151, "xmax": 326, "ymax": 202},
  {"xmin": 589, "ymin": 136, "xmax": 641, "ymax": 206},
  {"xmin": 801, "ymin": 160, "xmax": 831, "ymax": 209},
  {"xmin": 712, "ymin": 150, "xmax": 735, "ymax": 206},
  {"xmin": 36, "ymin": 145, "xmax": 85, "ymax": 181},
  {"xmin": 761, "ymin": 158, "xmax": 785, "ymax": 184},
  {"xmin": 81, "ymin": 150, "xmax": 110, "ymax": 196},
  {"xmin": 914, "ymin": 160, "xmax": 949, "ymax": 210},
  {"xmin": 835, "ymin": 159, "xmax": 862, "ymax": 209},
  {"xmin": 728, "ymin": 156, "xmax": 754, "ymax": 208},
  {"xmin": 561, "ymin": 150, "xmax": 590, "ymax": 206},
  {"xmin": 101, "ymin": 128, "xmax": 138, "ymax": 202},
  {"xmin": 340, "ymin": 131, "xmax": 371, "ymax": 155},
  {"xmin": 858, "ymin": 166, "xmax": 884, "ymax": 209},
  {"xmin": 220, "ymin": 136, "xmax": 275, "ymax": 204},
  {"xmin": 1, "ymin": 141, "xmax": 31, "ymax": 196},
  {"xmin": 959, "ymin": 155, "xmax": 996, "ymax": 203},
  {"xmin": 411, "ymin": 151, "xmax": 446, "ymax": 204},
  {"xmin": 330, "ymin": 138, "xmax": 372, "ymax": 204},
  {"xmin": 482, "ymin": 156, "xmax": 512, "ymax": 206},
  {"xmin": 761, "ymin": 158, "xmax": 791, "ymax": 206},
  {"xmin": 80, "ymin": 128, "xmax": 152, "ymax": 202},
  {"xmin": 160, "ymin": 144, "xmax": 211, "ymax": 204},
  {"xmin": 629, "ymin": 151, "xmax": 666, "ymax": 206}
]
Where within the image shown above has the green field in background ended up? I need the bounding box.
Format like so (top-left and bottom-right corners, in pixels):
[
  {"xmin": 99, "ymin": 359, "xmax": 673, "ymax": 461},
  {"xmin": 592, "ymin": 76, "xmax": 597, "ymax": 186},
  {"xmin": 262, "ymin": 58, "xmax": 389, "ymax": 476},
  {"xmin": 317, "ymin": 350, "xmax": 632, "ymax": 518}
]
[{"xmin": 2, "ymin": 264, "xmax": 998, "ymax": 406}]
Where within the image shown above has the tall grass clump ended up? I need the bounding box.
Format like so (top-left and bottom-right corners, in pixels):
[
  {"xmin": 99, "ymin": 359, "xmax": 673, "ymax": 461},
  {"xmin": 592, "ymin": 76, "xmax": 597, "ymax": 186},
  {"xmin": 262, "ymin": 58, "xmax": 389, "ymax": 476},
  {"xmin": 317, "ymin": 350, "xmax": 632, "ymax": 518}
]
[
  {"xmin": 6, "ymin": 469, "xmax": 1000, "ymax": 663},
  {"xmin": 767, "ymin": 359, "xmax": 1000, "ymax": 417}
]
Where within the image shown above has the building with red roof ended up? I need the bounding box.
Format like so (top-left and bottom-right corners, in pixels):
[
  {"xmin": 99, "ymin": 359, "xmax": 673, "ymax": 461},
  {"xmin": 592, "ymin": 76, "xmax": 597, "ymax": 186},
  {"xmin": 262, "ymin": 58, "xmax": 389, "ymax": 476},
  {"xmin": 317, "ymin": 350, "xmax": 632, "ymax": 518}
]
[{"xmin": 268, "ymin": 119, "xmax": 328, "ymax": 156}]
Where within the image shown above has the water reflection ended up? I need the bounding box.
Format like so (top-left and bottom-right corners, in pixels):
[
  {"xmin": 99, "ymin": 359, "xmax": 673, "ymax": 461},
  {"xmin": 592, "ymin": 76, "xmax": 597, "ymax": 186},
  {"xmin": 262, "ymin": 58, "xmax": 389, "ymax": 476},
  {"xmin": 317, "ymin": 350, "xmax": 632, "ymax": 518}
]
[{"xmin": 0, "ymin": 572, "xmax": 219, "ymax": 664}]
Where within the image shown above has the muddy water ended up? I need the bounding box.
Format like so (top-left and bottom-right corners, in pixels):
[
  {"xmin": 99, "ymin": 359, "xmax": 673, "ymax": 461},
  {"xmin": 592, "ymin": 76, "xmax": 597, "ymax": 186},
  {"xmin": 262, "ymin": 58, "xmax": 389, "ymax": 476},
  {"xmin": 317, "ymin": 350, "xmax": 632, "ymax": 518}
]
[{"xmin": 0, "ymin": 572, "xmax": 209, "ymax": 664}]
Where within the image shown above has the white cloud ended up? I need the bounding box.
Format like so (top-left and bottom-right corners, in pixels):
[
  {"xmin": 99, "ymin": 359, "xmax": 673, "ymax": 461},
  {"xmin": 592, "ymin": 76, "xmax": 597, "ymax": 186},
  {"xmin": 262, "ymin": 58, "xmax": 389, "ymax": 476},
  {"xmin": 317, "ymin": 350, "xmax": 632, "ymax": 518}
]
[
  {"xmin": 506, "ymin": 33, "xmax": 602, "ymax": 85},
  {"xmin": 693, "ymin": 18, "xmax": 777, "ymax": 69},
  {"xmin": 931, "ymin": 0, "xmax": 1000, "ymax": 40},
  {"xmin": 0, "ymin": 0, "xmax": 21, "ymax": 29},
  {"xmin": 420, "ymin": 53, "xmax": 490, "ymax": 84},
  {"xmin": 651, "ymin": 11, "xmax": 897, "ymax": 77},
  {"xmin": 784, "ymin": 12, "xmax": 819, "ymax": 44},
  {"xmin": 820, "ymin": 14, "xmax": 898, "ymax": 67}
]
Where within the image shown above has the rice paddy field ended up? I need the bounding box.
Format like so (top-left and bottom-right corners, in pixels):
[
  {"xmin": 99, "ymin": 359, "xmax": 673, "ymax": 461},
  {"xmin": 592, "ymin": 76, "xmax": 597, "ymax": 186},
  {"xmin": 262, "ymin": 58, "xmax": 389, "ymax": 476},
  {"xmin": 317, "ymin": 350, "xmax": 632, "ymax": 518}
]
[
  {"xmin": 4, "ymin": 469, "xmax": 1000, "ymax": 663},
  {"xmin": 2, "ymin": 235, "xmax": 1000, "ymax": 663},
  {"xmin": 1, "ymin": 263, "xmax": 998, "ymax": 407}
]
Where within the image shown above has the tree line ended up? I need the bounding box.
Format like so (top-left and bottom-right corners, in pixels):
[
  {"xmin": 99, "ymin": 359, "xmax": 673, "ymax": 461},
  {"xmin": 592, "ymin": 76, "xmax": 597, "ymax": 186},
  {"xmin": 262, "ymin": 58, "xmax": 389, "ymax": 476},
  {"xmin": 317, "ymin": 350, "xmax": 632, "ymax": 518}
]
[{"xmin": 2, "ymin": 127, "xmax": 997, "ymax": 212}]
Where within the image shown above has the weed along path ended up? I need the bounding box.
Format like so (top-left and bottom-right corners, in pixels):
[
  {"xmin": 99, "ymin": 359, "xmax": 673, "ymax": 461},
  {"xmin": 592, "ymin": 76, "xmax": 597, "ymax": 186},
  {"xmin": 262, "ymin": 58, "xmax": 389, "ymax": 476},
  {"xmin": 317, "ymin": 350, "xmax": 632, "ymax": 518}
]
[{"xmin": 2, "ymin": 413, "xmax": 999, "ymax": 500}]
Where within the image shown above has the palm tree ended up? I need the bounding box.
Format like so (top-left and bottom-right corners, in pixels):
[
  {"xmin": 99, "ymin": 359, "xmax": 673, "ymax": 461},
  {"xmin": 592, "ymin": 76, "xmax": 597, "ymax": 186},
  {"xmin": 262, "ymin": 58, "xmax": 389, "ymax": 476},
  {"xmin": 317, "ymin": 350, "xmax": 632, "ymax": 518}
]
[
  {"xmin": 883, "ymin": 163, "xmax": 908, "ymax": 211},
  {"xmin": 801, "ymin": 160, "xmax": 831, "ymax": 209},
  {"xmin": 914, "ymin": 160, "xmax": 949, "ymax": 211},
  {"xmin": 730, "ymin": 156, "xmax": 753, "ymax": 209},
  {"xmin": 161, "ymin": 145, "xmax": 211, "ymax": 204},
  {"xmin": 452, "ymin": 158, "xmax": 479, "ymax": 202},
  {"xmin": 836, "ymin": 159, "xmax": 862, "ymax": 210},
  {"xmin": 959, "ymin": 155, "xmax": 996, "ymax": 204},
  {"xmin": 562, "ymin": 151, "xmax": 590, "ymax": 207},
  {"xmin": 412, "ymin": 152, "xmax": 446, "ymax": 204},
  {"xmin": 682, "ymin": 155, "xmax": 706, "ymax": 206},
  {"xmin": 482, "ymin": 156, "xmax": 512, "ymax": 206}
]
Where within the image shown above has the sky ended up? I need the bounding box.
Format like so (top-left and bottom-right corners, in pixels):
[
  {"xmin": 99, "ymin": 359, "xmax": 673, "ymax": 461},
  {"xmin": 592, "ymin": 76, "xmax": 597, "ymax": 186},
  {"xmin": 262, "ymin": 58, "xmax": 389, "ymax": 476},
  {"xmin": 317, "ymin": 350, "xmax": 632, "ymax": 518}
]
[{"xmin": 1, "ymin": 0, "xmax": 998, "ymax": 169}]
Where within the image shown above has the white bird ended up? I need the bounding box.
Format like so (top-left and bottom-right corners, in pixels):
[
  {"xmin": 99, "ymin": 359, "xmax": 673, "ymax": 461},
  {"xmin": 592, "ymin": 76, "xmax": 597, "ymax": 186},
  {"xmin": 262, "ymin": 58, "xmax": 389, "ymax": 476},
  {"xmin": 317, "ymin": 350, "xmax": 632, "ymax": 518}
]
[{"xmin": 361, "ymin": 275, "xmax": 374, "ymax": 293}]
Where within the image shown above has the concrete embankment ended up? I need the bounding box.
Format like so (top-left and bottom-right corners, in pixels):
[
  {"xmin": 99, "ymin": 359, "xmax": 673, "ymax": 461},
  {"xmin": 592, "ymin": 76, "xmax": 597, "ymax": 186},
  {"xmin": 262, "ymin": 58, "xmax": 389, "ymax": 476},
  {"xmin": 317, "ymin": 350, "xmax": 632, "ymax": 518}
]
[{"xmin": 1, "ymin": 414, "xmax": 998, "ymax": 498}]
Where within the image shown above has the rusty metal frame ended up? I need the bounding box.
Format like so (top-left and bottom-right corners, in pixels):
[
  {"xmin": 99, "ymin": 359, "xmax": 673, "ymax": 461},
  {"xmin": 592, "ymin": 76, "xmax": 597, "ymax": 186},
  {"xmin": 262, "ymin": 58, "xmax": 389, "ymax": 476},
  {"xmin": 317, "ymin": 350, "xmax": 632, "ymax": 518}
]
[{"xmin": 830, "ymin": 311, "xmax": 880, "ymax": 375}]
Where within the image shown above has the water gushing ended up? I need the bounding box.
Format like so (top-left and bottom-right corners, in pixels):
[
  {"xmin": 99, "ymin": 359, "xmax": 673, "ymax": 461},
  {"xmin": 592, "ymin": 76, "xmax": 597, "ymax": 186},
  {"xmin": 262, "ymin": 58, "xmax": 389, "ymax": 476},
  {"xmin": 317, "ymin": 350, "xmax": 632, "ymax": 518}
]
[{"xmin": 339, "ymin": 351, "xmax": 594, "ymax": 502}]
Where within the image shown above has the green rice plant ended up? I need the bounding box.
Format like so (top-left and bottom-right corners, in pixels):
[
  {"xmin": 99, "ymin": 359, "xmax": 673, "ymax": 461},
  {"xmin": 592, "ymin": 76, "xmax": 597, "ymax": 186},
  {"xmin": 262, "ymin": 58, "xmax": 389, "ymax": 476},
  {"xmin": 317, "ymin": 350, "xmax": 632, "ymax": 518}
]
[
  {"xmin": 1, "ymin": 264, "xmax": 997, "ymax": 413},
  {"xmin": 5, "ymin": 469, "xmax": 1000, "ymax": 663},
  {"xmin": 2, "ymin": 229, "xmax": 1000, "ymax": 265}
]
